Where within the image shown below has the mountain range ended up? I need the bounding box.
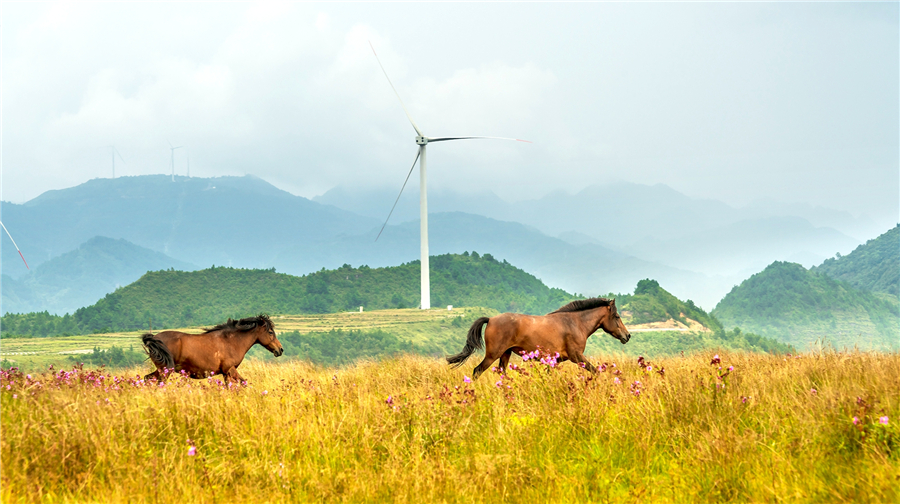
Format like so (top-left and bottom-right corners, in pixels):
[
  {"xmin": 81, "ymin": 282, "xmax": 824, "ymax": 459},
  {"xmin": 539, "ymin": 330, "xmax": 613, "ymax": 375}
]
[{"xmin": 0, "ymin": 175, "xmax": 883, "ymax": 314}]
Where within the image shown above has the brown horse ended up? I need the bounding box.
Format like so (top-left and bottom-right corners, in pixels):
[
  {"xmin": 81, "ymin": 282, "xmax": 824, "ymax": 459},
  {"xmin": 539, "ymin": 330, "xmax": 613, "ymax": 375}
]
[
  {"xmin": 447, "ymin": 298, "xmax": 631, "ymax": 378},
  {"xmin": 142, "ymin": 314, "xmax": 284, "ymax": 382}
]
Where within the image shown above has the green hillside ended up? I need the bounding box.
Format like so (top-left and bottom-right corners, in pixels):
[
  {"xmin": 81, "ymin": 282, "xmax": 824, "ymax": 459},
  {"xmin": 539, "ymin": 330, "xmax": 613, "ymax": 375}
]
[
  {"xmin": 615, "ymin": 279, "xmax": 723, "ymax": 331},
  {"xmin": 712, "ymin": 261, "xmax": 899, "ymax": 350},
  {"xmin": 812, "ymin": 224, "xmax": 899, "ymax": 296},
  {"xmin": 0, "ymin": 252, "xmax": 578, "ymax": 337}
]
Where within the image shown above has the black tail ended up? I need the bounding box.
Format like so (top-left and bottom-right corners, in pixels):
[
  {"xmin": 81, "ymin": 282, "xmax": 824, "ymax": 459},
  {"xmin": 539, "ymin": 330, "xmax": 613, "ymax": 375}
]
[
  {"xmin": 446, "ymin": 317, "xmax": 489, "ymax": 368},
  {"xmin": 142, "ymin": 333, "xmax": 174, "ymax": 370}
]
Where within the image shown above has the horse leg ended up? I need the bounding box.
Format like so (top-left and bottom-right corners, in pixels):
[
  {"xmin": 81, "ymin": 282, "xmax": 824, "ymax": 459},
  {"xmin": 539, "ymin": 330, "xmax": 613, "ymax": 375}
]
[
  {"xmin": 498, "ymin": 349, "xmax": 514, "ymax": 374},
  {"xmin": 568, "ymin": 348, "xmax": 596, "ymax": 373},
  {"xmin": 472, "ymin": 345, "xmax": 507, "ymax": 379},
  {"xmin": 224, "ymin": 366, "xmax": 246, "ymax": 384},
  {"xmin": 144, "ymin": 369, "xmax": 162, "ymax": 381}
]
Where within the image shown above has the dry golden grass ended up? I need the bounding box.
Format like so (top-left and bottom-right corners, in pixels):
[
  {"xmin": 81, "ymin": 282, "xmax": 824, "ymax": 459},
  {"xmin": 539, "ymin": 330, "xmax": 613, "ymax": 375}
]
[{"xmin": 2, "ymin": 349, "xmax": 898, "ymax": 503}]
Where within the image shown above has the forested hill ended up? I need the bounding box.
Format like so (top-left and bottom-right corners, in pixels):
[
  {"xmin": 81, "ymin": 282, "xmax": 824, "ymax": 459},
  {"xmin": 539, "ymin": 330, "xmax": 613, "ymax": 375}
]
[
  {"xmin": 712, "ymin": 261, "xmax": 899, "ymax": 350},
  {"xmin": 1, "ymin": 252, "xmax": 578, "ymax": 337},
  {"xmin": 811, "ymin": 224, "xmax": 899, "ymax": 296},
  {"xmin": 616, "ymin": 279, "xmax": 722, "ymax": 332}
]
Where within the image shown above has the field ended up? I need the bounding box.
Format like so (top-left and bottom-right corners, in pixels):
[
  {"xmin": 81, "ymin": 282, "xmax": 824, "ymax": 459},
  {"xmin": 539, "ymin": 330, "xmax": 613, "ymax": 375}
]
[
  {"xmin": 0, "ymin": 307, "xmax": 785, "ymax": 372},
  {"xmin": 0, "ymin": 308, "xmax": 496, "ymax": 371},
  {"xmin": 2, "ymin": 349, "xmax": 898, "ymax": 503}
]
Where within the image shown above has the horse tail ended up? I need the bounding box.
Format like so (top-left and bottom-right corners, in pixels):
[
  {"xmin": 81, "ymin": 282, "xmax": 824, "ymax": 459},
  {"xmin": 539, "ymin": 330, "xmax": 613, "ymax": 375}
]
[
  {"xmin": 142, "ymin": 333, "xmax": 174, "ymax": 370},
  {"xmin": 446, "ymin": 317, "xmax": 490, "ymax": 368}
]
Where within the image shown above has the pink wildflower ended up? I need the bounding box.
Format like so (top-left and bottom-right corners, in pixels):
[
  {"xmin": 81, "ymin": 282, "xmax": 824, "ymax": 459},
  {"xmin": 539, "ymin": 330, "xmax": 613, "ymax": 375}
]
[
  {"xmin": 880, "ymin": 416, "xmax": 889, "ymax": 425},
  {"xmin": 463, "ymin": 376, "xmax": 472, "ymax": 384},
  {"xmin": 188, "ymin": 446, "xmax": 197, "ymax": 457},
  {"xmin": 852, "ymin": 416, "xmax": 859, "ymax": 425}
]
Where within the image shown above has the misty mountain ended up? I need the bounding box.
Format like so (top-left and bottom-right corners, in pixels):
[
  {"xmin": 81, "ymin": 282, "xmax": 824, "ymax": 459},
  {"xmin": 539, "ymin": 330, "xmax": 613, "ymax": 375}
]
[
  {"xmin": 272, "ymin": 212, "xmax": 730, "ymax": 308},
  {"xmin": 1, "ymin": 175, "xmax": 378, "ymax": 275},
  {"xmin": 314, "ymin": 182, "xmax": 863, "ymax": 278},
  {"xmin": 2, "ymin": 236, "xmax": 196, "ymax": 315},
  {"xmin": 2, "ymin": 175, "xmax": 732, "ymax": 309},
  {"xmin": 626, "ymin": 216, "xmax": 861, "ymax": 277}
]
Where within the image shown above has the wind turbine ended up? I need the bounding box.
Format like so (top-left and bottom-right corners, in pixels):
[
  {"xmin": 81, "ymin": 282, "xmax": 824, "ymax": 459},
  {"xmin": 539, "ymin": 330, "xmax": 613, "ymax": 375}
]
[
  {"xmin": 168, "ymin": 141, "xmax": 183, "ymax": 182},
  {"xmin": 108, "ymin": 146, "xmax": 125, "ymax": 179},
  {"xmin": 0, "ymin": 221, "xmax": 29, "ymax": 269},
  {"xmin": 370, "ymin": 42, "xmax": 531, "ymax": 309}
]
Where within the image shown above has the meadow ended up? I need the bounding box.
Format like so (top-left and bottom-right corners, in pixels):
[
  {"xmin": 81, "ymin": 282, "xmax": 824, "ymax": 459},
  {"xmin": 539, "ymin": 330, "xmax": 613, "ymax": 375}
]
[{"xmin": 2, "ymin": 349, "xmax": 898, "ymax": 503}]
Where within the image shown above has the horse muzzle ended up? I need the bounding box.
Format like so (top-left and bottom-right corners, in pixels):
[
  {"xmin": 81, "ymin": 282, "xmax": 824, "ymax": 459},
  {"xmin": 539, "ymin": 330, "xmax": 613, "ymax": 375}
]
[{"xmin": 273, "ymin": 348, "xmax": 284, "ymax": 357}]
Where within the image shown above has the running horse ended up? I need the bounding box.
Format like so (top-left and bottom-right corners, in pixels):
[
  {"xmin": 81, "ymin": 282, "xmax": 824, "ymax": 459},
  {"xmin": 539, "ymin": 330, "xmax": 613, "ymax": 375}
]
[
  {"xmin": 447, "ymin": 298, "xmax": 631, "ymax": 378},
  {"xmin": 142, "ymin": 314, "xmax": 284, "ymax": 382}
]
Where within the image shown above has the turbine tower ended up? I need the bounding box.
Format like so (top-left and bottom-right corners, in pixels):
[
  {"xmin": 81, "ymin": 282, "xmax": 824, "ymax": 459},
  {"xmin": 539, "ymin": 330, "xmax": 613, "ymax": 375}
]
[
  {"xmin": 168, "ymin": 141, "xmax": 183, "ymax": 182},
  {"xmin": 370, "ymin": 42, "xmax": 530, "ymax": 309},
  {"xmin": 108, "ymin": 146, "xmax": 125, "ymax": 178}
]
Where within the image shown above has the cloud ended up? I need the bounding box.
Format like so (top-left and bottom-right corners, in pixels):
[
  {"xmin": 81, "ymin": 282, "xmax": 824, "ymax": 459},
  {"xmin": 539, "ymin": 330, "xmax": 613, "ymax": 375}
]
[{"xmin": 1, "ymin": 2, "xmax": 896, "ymax": 234}]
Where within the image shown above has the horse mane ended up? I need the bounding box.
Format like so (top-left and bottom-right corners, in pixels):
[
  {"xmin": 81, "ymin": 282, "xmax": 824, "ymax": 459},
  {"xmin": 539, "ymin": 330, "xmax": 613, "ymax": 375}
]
[
  {"xmin": 548, "ymin": 298, "xmax": 616, "ymax": 315},
  {"xmin": 204, "ymin": 314, "xmax": 274, "ymax": 335}
]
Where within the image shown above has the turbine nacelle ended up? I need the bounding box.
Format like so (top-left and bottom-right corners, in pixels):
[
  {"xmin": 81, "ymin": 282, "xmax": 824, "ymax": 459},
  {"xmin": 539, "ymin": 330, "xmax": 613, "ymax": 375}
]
[{"xmin": 415, "ymin": 136, "xmax": 428, "ymax": 145}]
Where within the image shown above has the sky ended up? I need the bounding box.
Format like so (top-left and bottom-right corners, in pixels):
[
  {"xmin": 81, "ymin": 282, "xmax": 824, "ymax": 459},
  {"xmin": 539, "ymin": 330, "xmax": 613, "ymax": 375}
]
[{"xmin": 2, "ymin": 2, "xmax": 898, "ymax": 231}]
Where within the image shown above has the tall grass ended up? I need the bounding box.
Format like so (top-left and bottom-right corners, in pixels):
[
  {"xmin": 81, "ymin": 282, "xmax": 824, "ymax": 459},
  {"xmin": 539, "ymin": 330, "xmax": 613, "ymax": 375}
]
[{"xmin": 2, "ymin": 349, "xmax": 898, "ymax": 503}]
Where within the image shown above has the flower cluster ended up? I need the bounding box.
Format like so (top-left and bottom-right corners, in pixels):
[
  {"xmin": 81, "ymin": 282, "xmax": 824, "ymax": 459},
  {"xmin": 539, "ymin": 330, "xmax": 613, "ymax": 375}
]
[
  {"xmin": 636, "ymin": 356, "xmax": 665, "ymax": 377},
  {"xmin": 0, "ymin": 364, "xmax": 252, "ymax": 399},
  {"xmin": 519, "ymin": 348, "xmax": 561, "ymax": 369},
  {"xmin": 630, "ymin": 380, "xmax": 642, "ymax": 398}
]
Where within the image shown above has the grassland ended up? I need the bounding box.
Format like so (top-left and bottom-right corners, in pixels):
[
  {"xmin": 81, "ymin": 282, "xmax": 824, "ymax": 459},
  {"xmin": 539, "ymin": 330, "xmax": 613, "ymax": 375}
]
[
  {"xmin": 0, "ymin": 308, "xmax": 495, "ymax": 371},
  {"xmin": 2, "ymin": 349, "xmax": 898, "ymax": 503},
  {"xmin": 0, "ymin": 307, "xmax": 788, "ymax": 372}
]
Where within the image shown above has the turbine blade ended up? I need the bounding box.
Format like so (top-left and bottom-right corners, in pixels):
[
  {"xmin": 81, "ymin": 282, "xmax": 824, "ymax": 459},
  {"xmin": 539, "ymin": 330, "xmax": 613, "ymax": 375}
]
[
  {"xmin": 375, "ymin": 148, "xmax": 421, "ymax": 242},
  {"xmin": 0, "ymin": 221, "xmax": 29, "ymax": 269},
  {"xmin": 427, "ymin": 136, "xmax": 533, "ymax": 143},
  {"xmin": 115, "ymin": 148, "xmax": 125, "ymax": 163},
  {"xmin": 369, "ymin": 41, "xmax": 423, "ymax": 137}
]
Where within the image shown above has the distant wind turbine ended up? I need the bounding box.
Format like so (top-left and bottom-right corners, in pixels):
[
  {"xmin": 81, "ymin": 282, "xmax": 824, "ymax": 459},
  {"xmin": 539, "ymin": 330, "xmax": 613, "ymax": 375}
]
[
  {"xmin": 108, "ymin": 146, "xmax": 125, "ymax": 179},
  {"xmin": 0, "ymin": 221, "xmax": 29, "ymax": 269},
  {"xmin": 370, "ymin": 42, "xmax": 531, "ymax": 310},
  {"xmin": 168, "ymin": 141, "xmax": 183, "ymax": 182}
]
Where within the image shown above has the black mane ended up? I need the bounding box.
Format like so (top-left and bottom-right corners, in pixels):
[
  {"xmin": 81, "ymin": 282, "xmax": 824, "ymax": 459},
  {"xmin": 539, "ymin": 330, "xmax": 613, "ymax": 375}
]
[
  {"xmin": 204, "ymin": 314, "xmax": 274, "ymax": 334},
  {"xmin": 549, "ymin": 298, "xmax": 616, "ymax": 315}
]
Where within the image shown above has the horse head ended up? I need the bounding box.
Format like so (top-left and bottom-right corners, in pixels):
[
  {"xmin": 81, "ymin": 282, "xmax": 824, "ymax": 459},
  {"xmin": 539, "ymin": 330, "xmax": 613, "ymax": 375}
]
[
  {"xmin": 246, "ymin": 315, "xmax": 284, "ymax": 357},
  {"xmin": 599, "ymin": 299, "xmax": 631, "ymax": 344}
]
